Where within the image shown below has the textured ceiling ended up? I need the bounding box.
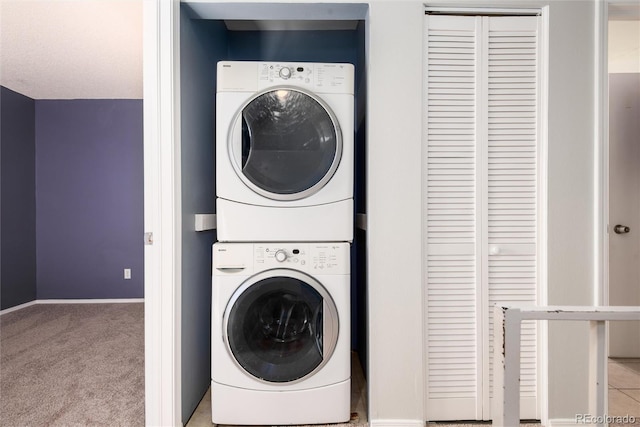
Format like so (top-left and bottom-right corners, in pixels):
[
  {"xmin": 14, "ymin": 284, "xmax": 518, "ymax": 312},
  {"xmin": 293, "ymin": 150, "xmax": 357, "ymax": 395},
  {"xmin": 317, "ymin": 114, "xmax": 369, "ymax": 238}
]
[{"xmin": 0, "ymin": 0, "xmax": 142, "ymax": 100}]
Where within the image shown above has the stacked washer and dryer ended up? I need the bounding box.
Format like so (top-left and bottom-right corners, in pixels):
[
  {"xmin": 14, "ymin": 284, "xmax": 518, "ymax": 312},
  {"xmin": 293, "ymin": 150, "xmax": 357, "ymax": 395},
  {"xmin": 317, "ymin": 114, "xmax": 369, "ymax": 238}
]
[{"xmin": 212, "ymin": 61, "xmax": 355, "ymax": 425}]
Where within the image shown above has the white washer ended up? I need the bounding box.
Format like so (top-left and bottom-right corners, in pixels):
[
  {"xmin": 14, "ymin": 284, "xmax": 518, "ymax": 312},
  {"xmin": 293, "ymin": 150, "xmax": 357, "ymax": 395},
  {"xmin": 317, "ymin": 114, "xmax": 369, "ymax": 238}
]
[
  {"xmin": 211, "ymin": 242, "xmax": 351, "ymax": 425},
  {"xmin": 216, "ymin": 61, "xmax": 354, "ymax": 242}
]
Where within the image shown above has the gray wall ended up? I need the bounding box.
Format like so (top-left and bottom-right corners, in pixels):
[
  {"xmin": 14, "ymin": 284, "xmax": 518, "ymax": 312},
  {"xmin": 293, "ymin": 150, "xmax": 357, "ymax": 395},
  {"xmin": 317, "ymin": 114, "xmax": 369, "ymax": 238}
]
[
  {"xmin": 35, "ymin": 99, "xmax": 144, "ymax": 300},
  {"xmin": 546, "ymin": 1, "xmax": 597, "ymax": 417},
  {"xmin": 1, "ymin": 86, "xmax": 37, "ymax": 310},
  {"xmin": 179, "ymin": 12, "xmax": 225, "ymax": 423}
]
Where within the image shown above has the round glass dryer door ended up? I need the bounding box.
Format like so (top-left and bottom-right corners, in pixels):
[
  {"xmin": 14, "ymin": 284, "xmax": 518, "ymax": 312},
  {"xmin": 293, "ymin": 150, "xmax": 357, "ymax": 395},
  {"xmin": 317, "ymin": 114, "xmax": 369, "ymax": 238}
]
[
  {"xmin": 224, "ymin": 270, "xmax": 339, "ymax": 383},
  {"xmin": 229, "ymin": 87, "xmax": 343, "ymax": 200}
]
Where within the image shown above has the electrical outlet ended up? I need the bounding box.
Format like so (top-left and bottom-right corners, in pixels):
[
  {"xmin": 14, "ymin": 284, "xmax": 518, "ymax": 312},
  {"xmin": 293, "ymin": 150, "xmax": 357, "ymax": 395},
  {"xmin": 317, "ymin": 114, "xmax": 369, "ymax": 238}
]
[{"xmin": 124, "ymin": 268, "xmax": 132, "ymax": 280}]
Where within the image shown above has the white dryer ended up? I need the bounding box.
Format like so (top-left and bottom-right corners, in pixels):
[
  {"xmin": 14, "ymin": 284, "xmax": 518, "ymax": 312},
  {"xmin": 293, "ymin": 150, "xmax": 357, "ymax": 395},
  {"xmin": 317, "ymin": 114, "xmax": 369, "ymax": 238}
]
[
  {"xmin": 216, "ymin": 61, "xmax": 354, "ymax": 242},
  {"xmin": 211, "ymin": 242, "xmax": 351, "ymax": 425}
]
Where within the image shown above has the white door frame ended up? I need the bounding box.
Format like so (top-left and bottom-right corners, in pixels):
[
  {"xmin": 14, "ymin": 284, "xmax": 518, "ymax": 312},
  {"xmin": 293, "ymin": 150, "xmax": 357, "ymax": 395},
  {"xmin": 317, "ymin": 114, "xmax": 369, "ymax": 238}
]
[
  {"xmin": 596, "ymin": 0, "xmax": 632, "ymax": 412},
  {"xmin": 597, "ymin": 0, "xmax": 610, "ymax": 312},
  {"xmin": 143, "ymin": 0, "xmax": 182, "ymax": 425}
]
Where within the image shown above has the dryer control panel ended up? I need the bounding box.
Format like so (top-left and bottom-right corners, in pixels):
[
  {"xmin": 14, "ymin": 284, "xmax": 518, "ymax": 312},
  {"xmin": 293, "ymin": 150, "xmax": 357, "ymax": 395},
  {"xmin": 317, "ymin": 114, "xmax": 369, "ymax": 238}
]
[
  {"xmin": 213, "ymin": 242, "xmax": 350, "ymax": 275},
  {"xmin": 217, "ymin": 61, "xmax": 354, "ymax": 95}
]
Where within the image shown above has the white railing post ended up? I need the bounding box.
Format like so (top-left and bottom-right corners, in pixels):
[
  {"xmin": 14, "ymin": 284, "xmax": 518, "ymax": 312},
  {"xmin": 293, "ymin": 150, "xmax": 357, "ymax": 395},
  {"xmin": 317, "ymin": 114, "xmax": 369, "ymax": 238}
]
[
  {"xmin": 493, "ymin": 306, "xmax": 523, "ymax": 427},
  {"xmin": 588, "ymin": 320, "xmax": 606, "ymax": 427},
  {"xmin": 493, "ymin": 306, "xmax": 506, "ymax": 427}
]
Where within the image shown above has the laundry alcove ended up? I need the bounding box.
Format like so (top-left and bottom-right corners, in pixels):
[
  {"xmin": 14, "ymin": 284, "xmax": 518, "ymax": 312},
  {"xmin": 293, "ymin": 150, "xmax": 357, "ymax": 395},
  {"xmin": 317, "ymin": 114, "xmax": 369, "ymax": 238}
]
[{"xmin": 178, "ymin": 2, "xmax": 369, "ymax": 423}]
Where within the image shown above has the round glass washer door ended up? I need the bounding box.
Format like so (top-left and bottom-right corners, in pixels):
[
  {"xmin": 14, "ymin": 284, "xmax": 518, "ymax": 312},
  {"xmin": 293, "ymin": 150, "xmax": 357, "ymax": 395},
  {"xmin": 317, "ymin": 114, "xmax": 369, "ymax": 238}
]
[
  {"xmin": 223, "ymin": 269, "xmax": 339, "ymax": 383},
  {"xmin": 229, "ymin": 87, "xmax": 343, "ymax": 201}
]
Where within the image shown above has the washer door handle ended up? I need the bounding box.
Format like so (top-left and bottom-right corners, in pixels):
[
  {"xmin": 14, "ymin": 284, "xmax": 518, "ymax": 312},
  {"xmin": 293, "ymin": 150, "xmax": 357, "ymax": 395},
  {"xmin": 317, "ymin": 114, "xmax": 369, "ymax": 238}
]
[{"xmin": 216, "ymin": 267, "xmax": 246, "ymax": 272}]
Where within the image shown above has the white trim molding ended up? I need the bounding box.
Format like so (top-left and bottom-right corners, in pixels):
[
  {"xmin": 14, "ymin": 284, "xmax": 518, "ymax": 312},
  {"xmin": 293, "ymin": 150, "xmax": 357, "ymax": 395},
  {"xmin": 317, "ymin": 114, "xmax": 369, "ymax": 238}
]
[
  {"xmin": 143, "ymin": 0, "xmax": 182, "ymax": 426},
  {"xmin": 0, "ymin": 301, "xmax": 37, "ymax": 315},
  {"xmin": 595, "ymin": 0, "xmax": 609, "ymax": 309},
  {"xmin": 424, "ymin": 6, "xmax": 542, "ymax": 15},
  {"xmin": 0, "ymin": 299, "xmax": 144, "ymax": 316}
]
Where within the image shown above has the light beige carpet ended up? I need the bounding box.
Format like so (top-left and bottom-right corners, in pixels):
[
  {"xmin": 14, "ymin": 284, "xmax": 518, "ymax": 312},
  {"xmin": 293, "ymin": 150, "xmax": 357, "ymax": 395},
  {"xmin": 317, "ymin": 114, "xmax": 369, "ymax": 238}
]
[{"xmin": 0, "ymin": 303, "xmax": 144, "ymax": 426}]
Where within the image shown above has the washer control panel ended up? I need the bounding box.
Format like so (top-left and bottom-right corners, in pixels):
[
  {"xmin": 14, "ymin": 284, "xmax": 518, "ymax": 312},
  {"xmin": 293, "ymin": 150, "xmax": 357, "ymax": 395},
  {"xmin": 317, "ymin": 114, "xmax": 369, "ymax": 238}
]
[{"xmin": 254, "ymin": 243, "xmax": 349, "ymax": 275}]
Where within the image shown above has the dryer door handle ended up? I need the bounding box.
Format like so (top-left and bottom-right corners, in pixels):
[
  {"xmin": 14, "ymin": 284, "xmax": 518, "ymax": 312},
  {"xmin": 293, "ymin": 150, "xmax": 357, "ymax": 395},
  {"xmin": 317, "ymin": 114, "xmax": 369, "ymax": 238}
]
[{"xmin": 241, "ymin": 114, "xmax": 251, "ymax": 168}]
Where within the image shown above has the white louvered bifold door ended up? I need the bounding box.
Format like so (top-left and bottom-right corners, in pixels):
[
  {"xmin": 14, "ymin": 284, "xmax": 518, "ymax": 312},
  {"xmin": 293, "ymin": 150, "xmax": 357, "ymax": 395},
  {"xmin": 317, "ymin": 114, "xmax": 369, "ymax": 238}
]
[{"xmin": 424, "ymin": 13, "xmax": 541, "ymax": 422}]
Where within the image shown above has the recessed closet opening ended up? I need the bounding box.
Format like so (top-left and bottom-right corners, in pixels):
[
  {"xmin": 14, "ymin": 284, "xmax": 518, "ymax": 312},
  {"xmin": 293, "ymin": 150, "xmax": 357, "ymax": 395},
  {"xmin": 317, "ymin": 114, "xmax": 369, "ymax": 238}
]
[{"xmin": 178, "ymin": 3, "xmax": 368, "ymax": 424}]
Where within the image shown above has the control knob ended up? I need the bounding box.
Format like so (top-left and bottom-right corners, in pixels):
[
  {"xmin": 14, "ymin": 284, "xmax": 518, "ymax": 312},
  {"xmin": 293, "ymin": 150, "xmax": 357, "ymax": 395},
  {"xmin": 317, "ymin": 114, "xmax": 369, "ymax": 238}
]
[
  {"xmin": 279, "ymin": 67, "xmax": 292, "ymax": 79},
  {"xmin": 275, "ymin": 250, "xmax": 287, "ymax": 262}
]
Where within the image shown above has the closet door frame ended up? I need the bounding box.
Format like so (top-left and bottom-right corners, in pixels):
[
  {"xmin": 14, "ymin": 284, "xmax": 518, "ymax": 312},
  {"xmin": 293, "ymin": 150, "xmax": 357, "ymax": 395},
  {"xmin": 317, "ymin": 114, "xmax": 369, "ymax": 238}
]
[{"xmin": 422, "ymin": 6, "xmax": 549, "ymax": 424}]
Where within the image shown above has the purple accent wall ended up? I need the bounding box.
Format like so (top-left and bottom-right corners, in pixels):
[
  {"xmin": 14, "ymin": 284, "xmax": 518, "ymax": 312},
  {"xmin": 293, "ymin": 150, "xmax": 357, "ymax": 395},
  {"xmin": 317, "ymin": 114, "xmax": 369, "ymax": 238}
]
[
  {"xmin": 1, "ymin": 86, "xmax": 37, "ymax": 310},
  {"xmin": 35, "ymin": 99, "xmax": 143, "ymax": 299}
]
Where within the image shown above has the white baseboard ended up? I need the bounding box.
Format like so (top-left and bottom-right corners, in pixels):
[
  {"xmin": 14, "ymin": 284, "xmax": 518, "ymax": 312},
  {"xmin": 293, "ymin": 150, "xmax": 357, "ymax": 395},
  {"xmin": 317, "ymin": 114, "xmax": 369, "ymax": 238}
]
[
  {"xmin": 547, "ymin": 418, "xmax": 588, "ymax": 427},
  {"xmin": 1, "ymin": 298, "xmax": 144, "ymax": 315},
  {"xmin": 370, "ymin": 420, "xmax": 424, "ymax": 427},
  {"xmin": 0, "ymin": 300, "xmax": 38, "ymax": 315},
  {"xmin": 37, "ymin": 298, "xmax": 144, "ymax": 304}
]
